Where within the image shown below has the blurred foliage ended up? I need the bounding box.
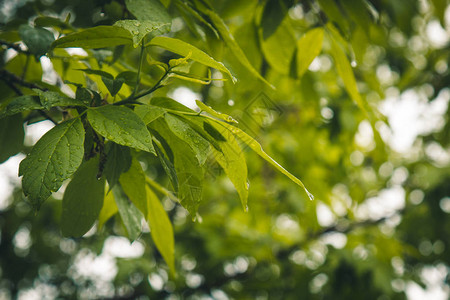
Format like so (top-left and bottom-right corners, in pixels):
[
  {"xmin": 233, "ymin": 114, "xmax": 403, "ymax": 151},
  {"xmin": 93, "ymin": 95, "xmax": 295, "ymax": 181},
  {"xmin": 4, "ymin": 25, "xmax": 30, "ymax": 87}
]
[{"xmin": 0, "ymin": 0, "xmax": 449, "ymax": 299}]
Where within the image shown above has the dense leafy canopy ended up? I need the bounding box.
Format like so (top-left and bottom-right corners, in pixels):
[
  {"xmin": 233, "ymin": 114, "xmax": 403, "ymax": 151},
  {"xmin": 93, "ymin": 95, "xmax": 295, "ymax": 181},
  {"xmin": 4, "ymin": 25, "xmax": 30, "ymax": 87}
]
[{"xmin": 0, "ymin": 0, "xmax": 449, "ymax": 299}]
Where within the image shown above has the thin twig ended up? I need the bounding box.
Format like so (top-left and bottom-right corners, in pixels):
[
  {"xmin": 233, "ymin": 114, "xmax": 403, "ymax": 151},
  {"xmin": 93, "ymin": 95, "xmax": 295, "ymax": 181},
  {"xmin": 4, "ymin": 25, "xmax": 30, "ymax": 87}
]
[{"xmin": 113, "ymin": 67, "xmax": 172, "ymax": 106}]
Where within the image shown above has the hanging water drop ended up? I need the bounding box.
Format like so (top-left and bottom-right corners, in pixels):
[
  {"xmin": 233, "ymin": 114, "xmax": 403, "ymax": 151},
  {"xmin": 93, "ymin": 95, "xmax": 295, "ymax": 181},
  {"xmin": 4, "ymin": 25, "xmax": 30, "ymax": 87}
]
[{"xmin": 307, "ymin": 190, "xmax": 314, "ymax": 201}]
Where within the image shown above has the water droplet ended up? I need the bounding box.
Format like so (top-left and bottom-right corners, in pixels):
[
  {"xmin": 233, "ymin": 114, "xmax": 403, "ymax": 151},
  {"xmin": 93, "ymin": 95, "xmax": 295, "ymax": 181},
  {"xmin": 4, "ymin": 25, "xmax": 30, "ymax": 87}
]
[
  {"xmin": 351, "ymin": 60, "xmax": 357, "ymax": 67},
  {"xmin": 246, "ymin": 180, "xmax": 250, "ymax": 190},
  {"xmin": 307, "ymin": 190, "xmax": 314, "ymax": 201},
  {"xmin": 244, "ymin": 204, "xmax": 249, "ymax": 212},
  {"xmin": 226, "ymin": 116, "xmax": 238, "ymax": 123}
]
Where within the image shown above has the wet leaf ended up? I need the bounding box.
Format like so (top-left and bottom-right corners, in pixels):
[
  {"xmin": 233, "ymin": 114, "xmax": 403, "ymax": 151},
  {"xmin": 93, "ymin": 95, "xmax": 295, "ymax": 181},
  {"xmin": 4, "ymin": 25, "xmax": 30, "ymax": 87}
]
[
  {"xmin": 19, "ymin": 118, "xmax": 85, "ymax": 208},
  {"xmin": 87, "ymin": 105, "xmax": 155, "ymax": 154}
]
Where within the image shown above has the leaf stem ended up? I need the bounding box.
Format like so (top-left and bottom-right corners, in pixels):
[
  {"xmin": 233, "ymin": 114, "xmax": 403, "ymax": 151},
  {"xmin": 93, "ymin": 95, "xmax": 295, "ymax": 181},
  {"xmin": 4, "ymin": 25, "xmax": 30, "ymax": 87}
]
[
  {"xmin": 113, "ymin": 66, "xmax": 172, "ymax": 106},
  {"xmin": 131, "ymin": 42, "xmax": 146, "ymax": 99}
]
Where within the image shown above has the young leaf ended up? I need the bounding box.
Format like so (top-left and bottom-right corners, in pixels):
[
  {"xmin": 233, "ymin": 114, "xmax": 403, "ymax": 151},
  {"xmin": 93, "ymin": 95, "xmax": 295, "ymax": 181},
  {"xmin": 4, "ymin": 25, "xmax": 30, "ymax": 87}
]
[
  {"xmin": 114, "ymin": 20, "xmax": 171, "ymax": 48},
  {"xmin": 113, "ymin": 185, "xmax": 143, "ymax": 241},
  {"xmin": 214, "ymin": 120, "xmax": 314, "ymax": 200},
  {"xmin": 0, "ymin": 114, "xmax": 24, "ymax": 163},
  {"xmin": 125, "ymin": 0, "xmax": 172, "ymax": 24},
  {"xmin": 330, "ymin": 39, "xmax": 367, "ymax": 114},
  {"xmin": 146, "ymin": 185, "xmax": 175, "ymax": 275},
  {"xmin": 164, "ymin": 113, "xmax": 210, "ymax": 165},
  {"xmin": 19, "ymin": 25, "xmax": 54, "ymax": 58},
  {"xmin": 147, "ymin": 36, "xmax": 235, "ymax": 82},
  {"xmin": 87, "ymin": 105, "xmax": 156, "ymax": 154},
  {"xmin": 135, "ymin": 104, "xmax": 166, "ymax": 125},
  {"xmin": 199, "ymin": 8, "xmax": 274, "ymax": 88},
  {"xmin": 98, "ymin": 189, "xmax": 118, "ymax": 229},
  {"xmin": 196, "ymin": 100, "xmax": 238, "ymax": 123},
  {"xmin": 119, "ymin": 158, "xmax": 147, "ymax": 215},
  {"xmin": 296, "ymin": 27, "xmax": 324, "ymax": 78},
  {"xmin": 103, "ymin": 142, "xmax": 132, "ymax": 190},
  {"xmin": 51, "ymin": 26, "xmax": 132, "ymax": 49},
  {"xmin": 61, "ymin": 157, "xmax": 105, "ymax": 237},
  {"xmin": 19, "ymin": 118, "xmax": 85, "ymax": 208},
  {"xmin": 205, "ymin": 120, "xmax": 248, "ymax": 210}
]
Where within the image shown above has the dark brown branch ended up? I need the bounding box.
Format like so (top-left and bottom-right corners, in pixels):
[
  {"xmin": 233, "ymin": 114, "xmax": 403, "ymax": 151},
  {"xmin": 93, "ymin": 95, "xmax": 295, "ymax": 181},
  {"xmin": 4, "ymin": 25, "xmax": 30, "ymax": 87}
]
[
  {"xmin": 0, "ymin": 69, "xmax": 47, "ymax": 91},
  {"xmin": 3, "ymin": 74, "xmax": 58, "ymax": 125},
  {"xmin": 0, "ymin": 40, "xmax": 31, "ymax": 55}
]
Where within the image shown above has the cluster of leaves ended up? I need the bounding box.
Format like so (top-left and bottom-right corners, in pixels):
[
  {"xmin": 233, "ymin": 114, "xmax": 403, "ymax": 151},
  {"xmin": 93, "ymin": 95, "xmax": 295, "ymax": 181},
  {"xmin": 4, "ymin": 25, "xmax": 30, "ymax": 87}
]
[
  {"xmin": 0, "ymin": 0, "xmax": 315, "ymax": 273},
  {"xmin": 1, "ymin": 0, "xmax": 449, "ymax": 298}
]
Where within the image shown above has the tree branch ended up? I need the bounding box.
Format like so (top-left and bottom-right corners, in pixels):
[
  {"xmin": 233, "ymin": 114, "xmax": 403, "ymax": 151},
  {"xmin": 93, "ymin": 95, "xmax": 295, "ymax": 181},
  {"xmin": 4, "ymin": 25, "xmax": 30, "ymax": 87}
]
[
  {"xmin": 0, "ymin": 69, "xmax": 47, "ymax": 91},
  {"xmin": 0, "ymin": 39, "xmax": 31, "ymax": 55},
  {"xmin": 3, "ymin": 74, "xmax": 58, "ymax": 125}
]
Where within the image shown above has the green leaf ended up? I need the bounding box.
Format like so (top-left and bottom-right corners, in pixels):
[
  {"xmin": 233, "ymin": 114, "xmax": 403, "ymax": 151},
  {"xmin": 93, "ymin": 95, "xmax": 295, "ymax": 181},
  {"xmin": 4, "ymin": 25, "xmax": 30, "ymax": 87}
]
[
  {"xmin": 214, "ymin": 120, "xmax": 314, "ymax": 200},
  {"xmin": 0, "ymin": 96, "xmax": 44, "ymax": 118},
  {"xmin": 77, "ymin": 69, "xmax": 124, "ymax": 96},
  {"xmin": 260, "ymin": 0, "xmax": 290, "ymax": 40},
  {"xmin": 150, "ymin": 119, "xmax": 203, "ymax": 216},
  {"xmin": 150, "ymin": 97, "xmax": 195, "ymax": 113},
  {"xmin": 0, "ymin": 114, "xmax": 24, "ymax": 163},
  {"xmin": 114, "ymin": 20, "xmax": 171, "ymax": 48},
  {"xmin": 206, "ymin": 120, "xmax": 248, "ymax": 210},
  {"xmin": 116, "ymin": 71, "xmax": 138, "ymax": 86},
  {"xmin": 119, "ymin": 158, "xmax": 147, "ymax": 215},
  {"xmin": 147, "ymin": 36, "xmax": 235, "ymax": 82},
  {"xmin": 98, "ymin": 190, "xmax": 118, "ymax": 229},
  {"xmin": 34, "ymin": 90, "xmax": 86, "ymax": 109},
  {"xmin": 165, "ymin": 114, "xmax": 210, "ymax": 165},
  {"xmin": 296, "ymin": 27, "xmax": 324, "ymax": 78},
  {"xmin": 330, "ymin": 38, "xmax": 367, "ymax": 114},
  {"xmin": 34, "ymin": 16, "xmax": 72, "ymax": 30},
  {"xmin": 134, "ymin": 104, "xmax": 166, "ymax": 125},
  {"xmin": 51, "ymin": 26, "xmax": 132, "ymax": 49},
  {"xmin": 146, "ymin": 185, "xmax": 175, "ymax": 275},
  {"xmin": 196, "ymin": 100, "xmax": 237, "ymax": 123},
  {"xmin": 154, "ymin": 142, "xmax": 178, "ymax": 191},
  {"xmin": 199, "ymin": 8, "xmax": 274, "ymax": 88},
  {"xmin": 19, "ymin": 25, "xmax": 54, "ymax": 57},
  {"xmin": 77, "ymin": 68, "xmax": 113, "ymax": 79},
  {"xmin": 61, "ymin": 157, "xmax": 105, "ymax": 237},
  {"xmin": 87, "ymin": 105, "xmax": 156, "ymax": 154},
  {"xmin": 113, "ymin": 185, "xmax": 143, "ymax": 241},
  {"xmin": 19, "ymin": 118, "xmax": 85, "ymax": 208},
  {"xmin": 125, "ymin": 0, "xmax": 172, "ymax": 24},
  {"xmin": 260, "ymin": 17, "xmax": 296, "ymax": 75},
  {"xmin": 103, "ymin": 142, "xmax": 132, "ymax": 190}
]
